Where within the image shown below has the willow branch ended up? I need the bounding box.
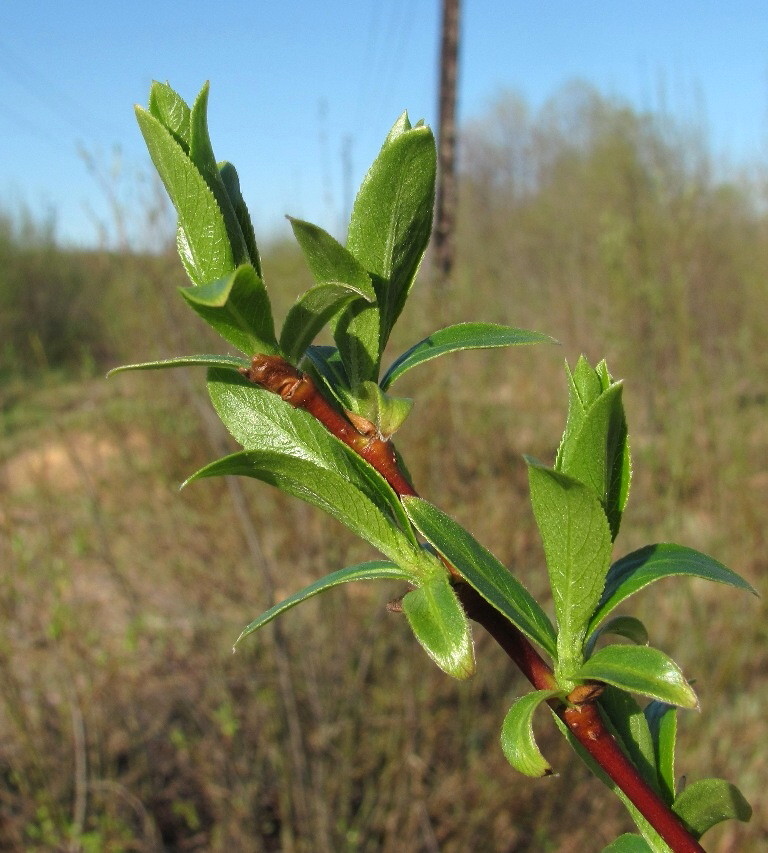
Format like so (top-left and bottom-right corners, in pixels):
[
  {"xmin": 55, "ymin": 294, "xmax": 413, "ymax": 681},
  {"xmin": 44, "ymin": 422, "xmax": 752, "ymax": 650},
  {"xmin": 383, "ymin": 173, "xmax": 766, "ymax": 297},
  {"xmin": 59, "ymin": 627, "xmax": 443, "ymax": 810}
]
[{"xmin": 241, "ymin": 354, "xmax": 704, "ymax": 853}]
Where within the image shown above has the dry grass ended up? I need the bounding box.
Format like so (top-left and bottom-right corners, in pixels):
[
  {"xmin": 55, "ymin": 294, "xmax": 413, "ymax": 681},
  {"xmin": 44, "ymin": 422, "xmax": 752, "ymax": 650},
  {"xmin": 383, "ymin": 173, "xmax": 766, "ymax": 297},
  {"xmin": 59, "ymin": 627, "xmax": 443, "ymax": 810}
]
[{"xmin": 1, "ymin": 87, "xmax": 767, "ymax": 850}]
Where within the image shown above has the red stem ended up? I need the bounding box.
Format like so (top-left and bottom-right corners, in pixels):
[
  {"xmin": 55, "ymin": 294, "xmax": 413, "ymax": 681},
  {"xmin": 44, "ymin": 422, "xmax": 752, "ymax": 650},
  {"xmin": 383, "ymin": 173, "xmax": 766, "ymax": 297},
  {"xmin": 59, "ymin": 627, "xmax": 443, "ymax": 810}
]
[{"xmin": 242, "ymin": 355, "xmax": 704, "ymax": 853}]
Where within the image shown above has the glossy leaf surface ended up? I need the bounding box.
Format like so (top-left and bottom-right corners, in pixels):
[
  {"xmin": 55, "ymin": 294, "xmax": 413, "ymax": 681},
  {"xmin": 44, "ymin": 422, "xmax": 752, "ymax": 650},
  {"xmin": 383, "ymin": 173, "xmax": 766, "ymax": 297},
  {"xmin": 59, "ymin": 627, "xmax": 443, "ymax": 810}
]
[
  {"xmin": 346, "ymin": 116, "xmax": 436, "ymax": 347},
  {"xmin": 672, "ymin": 778, "xmax": 752, "ymax": 839},
  {"xmin": 136, "ymin": 103, "xmax": 234, "ymax": 286},
  {"xmin": 402, "ymin": 573, "xmax": 475, "ymax": 679},
  {"xmin": 500, "ymin": 690, "xmax": 560, "ymax": 777},
  {"xmin": 107, "ymin": 354, "xmax": 248, "ymax": 376},
  {"xmin": 206, "ymin": 368, "xmax": 416, "ymax": 545},
  {"xmin": 402, "ymin": 496, "xmax": 557, "ymax": 657},
  {"xmin": 577, "ymin": 645, "xmax": 698, "ymax": 709},
  {"xmin": 380, "ymin": 323, "xmax": 554, "ymax": 390},
  {"xmin": 588, "ymin": 543, "xmax": 756, "ymax": 635},
  {"xmin": 527, "ymin": 460, "xmax": 612, "ymax": 676},
  {"xmin": 644, "ymin": 700, "xmax": 678, "ymax": 804},
  {"xmin": 235, "ymin": 560, "xmax": 415, "ymax": 646},
  {"xmin": 180, "ymin": 264, "xmax": 277, "ymax": 356}
]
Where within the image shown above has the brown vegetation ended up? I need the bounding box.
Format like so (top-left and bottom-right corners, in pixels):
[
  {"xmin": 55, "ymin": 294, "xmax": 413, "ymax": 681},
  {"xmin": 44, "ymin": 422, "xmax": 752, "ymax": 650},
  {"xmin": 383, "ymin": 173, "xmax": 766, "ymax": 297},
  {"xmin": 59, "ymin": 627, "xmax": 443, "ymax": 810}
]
[{"xmin": 1, "ymin": 84, "xmax": 766, "ymax": 850}]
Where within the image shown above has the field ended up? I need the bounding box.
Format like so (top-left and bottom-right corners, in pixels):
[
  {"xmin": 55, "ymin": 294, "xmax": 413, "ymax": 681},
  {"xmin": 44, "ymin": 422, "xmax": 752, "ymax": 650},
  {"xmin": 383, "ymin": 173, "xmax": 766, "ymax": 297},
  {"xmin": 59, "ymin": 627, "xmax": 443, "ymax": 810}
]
[{"xmin": 1, "ymin": 87, "xmax": 766, "ymax": 850}]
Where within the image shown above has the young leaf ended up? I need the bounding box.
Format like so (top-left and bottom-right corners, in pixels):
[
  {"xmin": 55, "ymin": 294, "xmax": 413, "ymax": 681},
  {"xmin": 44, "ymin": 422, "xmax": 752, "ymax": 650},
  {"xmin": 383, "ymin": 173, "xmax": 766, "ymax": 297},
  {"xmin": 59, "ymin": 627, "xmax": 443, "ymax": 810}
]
[
  {"xmin": 601, "ymin": 835, "xmax": 654, "ymax": 853},
  {"xmin": 346, "ymin": 118, "xmax": 436, "ymax": 347},
  {"xmin": 585, "ymin": 615, "xmax": 649, "ymax": 657},
  {"xmin": 644, "ymin": 700, "xmax": 677, "ymax": 804},
  {"xmin": 219, "ymin": 161, "xmax": 261, "ymax": 277},
  {"xmin": 588, "ymin": 543, "xmax": 757, "ymax": 635},
  {"xmin": 577, "ymin": 645, "xmax": 698, "ymax": 709},
  {"xmin": 379, "ymin": 323, "xmax": 555, "ymax": 391},
  {"xmin": 135, "ymin": 104, "xmax": 234, "ymax": 286},
  {"xmin": 148, "ymin": 81, "xmax": 191, "ymax": 150},
  {"xmin": 107, "ymin": 354, "xmax": 249, "ymax": 377},
  {"xmin": 402, "ymin": 573, "xmax": 475, "ymax": 679},
  {"xmin": 235, "ymin": 560, "xmax": 416, "ymax": 646},
  {"xmin": 185, "ymin": 447, "xmax": 418, "ymax": 566},
  {"xmin": 188, "ymin": 82, "xmax": 250, "ymax": 267},
  {"xmin": 402, "ymin": 496, "xmax": 557, "ymax": 657},
  {"xmin": 526, "ymin": 460, "xmax": 613, "ymax": 679},
  {"xmin": 281, "ymin": 284, "xmax": 372, "ymax": 364},
  {"xmin": 599, "ymin": 686, "xmax": 658, "ymax": 793},
  {"xmin": 206, "ymin": 368, "xmax": 416, "ymax": 545},
  {"xmin": 180, "ymin": 264, "xmax": 278, "ymax": 356},
  {"xmin": 672, "ymin": 778, "xmax": 752, "ymax": 839},
  {"xmin": 555, "ymin": 358, "xmax": 630, "ymax": 539},
  {"xmin": 500, "ymin": 690, "xmax": 561, "ymax": 777},
  {"xmin": 289, "ymin": 217, "xmax": 375, "ymax": 300}
]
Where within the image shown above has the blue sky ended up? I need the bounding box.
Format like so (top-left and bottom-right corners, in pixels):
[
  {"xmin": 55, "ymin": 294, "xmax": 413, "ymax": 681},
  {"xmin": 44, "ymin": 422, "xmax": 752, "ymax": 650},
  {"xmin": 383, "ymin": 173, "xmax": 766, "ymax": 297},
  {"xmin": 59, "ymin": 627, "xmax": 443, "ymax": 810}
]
[{"xmin": 2, "ymin": 1, "xmax": 767, "ymax": 248}]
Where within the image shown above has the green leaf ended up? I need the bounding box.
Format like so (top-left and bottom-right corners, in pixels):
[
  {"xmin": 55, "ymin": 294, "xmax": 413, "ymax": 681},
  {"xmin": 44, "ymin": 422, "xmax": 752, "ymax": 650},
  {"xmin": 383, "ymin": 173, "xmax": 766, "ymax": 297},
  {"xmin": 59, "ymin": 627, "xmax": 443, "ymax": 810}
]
[
  {"xmin": 187, "ymin": 82, "xmax": 250, "ymax": 268},
  {"xmin": 585, "ymin": 615, "xmax": 649, "ymax": 657},
  {"xmin": 380, "ymin": 323, "xmax": 555, "ymax": 391},
  {"xmin": 555, "ymin": 359, "xmax": 631, "ymax": 539},
  {"xmin": 644, "ymin": 701, "xmax": 677, "ymax": 804},
  {"xmin": 148, "ymin": 81, "xmax": 191, "ymax": 150},
  {"xmin": 577, "ymin": 645, "xmax": 698, "ymax": 709},
  {"xmin": 235, "ymin": 560, "xmax": 415, "ymax": 646},
  {"xmin": 289, "ymin": 217, "xmax": 375, "ymax": 300},
  {"xmin": 281, "ymin": 284, "xmax": 372, "ymax": 364},
  {"xmin": 206, "ymin": 368, "xmax": 417, "ymax": 546},
  {"xmin": 402, "ymin": 496, "xmax": 557, "ymax": 657},
  {"xmin": 588, "ymin": 543, "xmax": 757, "ymax": 635},
  {"xmin": 402, "ymin": 573, "xmax": 475, "ymax": 679},
  {"xmin": 344, "ymin": 380, "xmax": 414, "ymax": 440},
  {"xmin": 185, "ymin": 448, "xmax": 420, "ymax": 566},
  {"xmin": 601, "ymin": 835, "xmax": 653, "ymax": 853},
  {"xmin": 135, "ymin": 104, "xmax": 234, "ymax": 286},
  {"xmin": 107, "ymin": 354, "xmax": 249, "ymax": 377},
  {"xmin": 219, "ymin": 161, "xmax": 261, "ymax": 277},
  {"xmin": 180, "ymin": 264, "xmax": 277, "ymax": 356},
  {"xmin": 526, "ymin": 460, "xmax": 613, "ymax": 679},
  {"xmin": 346, "ymin": 117, "xmax": 436, "ymax": 348},
  {"xmin": 599, "ymin": 686, "xmax": 658, "ymax": 793},
  {"xmin": 500, "ymin": 690, "xmax": 561, "ymax": 777},
  {"xmin": 332, "ymin": 295, "xmax": 382, "ymax": 388},
  {"xmin": 672, "ymin": 778, "xmax": 752, "ymax": 839}
]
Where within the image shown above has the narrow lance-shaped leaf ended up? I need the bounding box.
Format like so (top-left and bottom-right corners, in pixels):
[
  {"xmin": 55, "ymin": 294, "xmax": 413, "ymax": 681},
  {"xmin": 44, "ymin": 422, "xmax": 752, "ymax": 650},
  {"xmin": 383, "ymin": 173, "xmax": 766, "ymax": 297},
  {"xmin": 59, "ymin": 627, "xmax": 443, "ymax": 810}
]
[
  {"xmin": 644, "ymin": 700, "xmax": 677, "ymax": 804},
  {"xmin": 206, "ymin": 368, "xmax": 417, "ymax": 544},
  {"xmin": 402, "ymin": 496, "xmax": 557, "ymax": 657},
  {"xmin": 585, "ymin": 615, "xmax": 649, "ymax": 657},
  {"xmin": 526, "ymin": 459, "xmax": 613, "ymax": 681},
  {"xmin": 598, "ymin": 686, "xmax": 659, "ymax": 794},
  {"xmin": 672, "ymin": 778, "xmax": 752, "ymax": 839},
  {"xmin": 180, "ymin": 264, "xmax": 278, "ymax": 356},
  {"xmin": 148, "ymin": 81, "xmax": 191, "ymax": 150},
  {"xmin": 282, "ymin": 218, "xmax": 376, "ymax": 362},
  {"xmin": 380, "ymin": 323, "xmax": 555, "ymax": 391},
  {"xmin": 219, "ymin": 161, "xmax": 261, "ymax": 277},
  {"xmin": 235, "ymin": 560, "xmax": 416, "ymax": 646},
  {"xmin": 188, "ymin": 82, "xmax": 250, "ymax": 267},
  {"xmin": 402, "ymin": 572, "xmax": 476, "ymax": 679},
  {"xmin": 577, "ymin": 644, "xmax": 698, "ymax": 709},
  {"xmin": 107, "ymin": 354, "xmax": 249, "ymax": 377},
  {"xmin": 136, "ymin": 104, "xmax": 234, "ymax": 286},
  {"xmin": 185, "ymin": 447, "xmax": 419, "ymax": 567},
  {"xmin": 588, "ymin": 543, "xmax": 757, "ymax": 635},
  {"xmin": 500, "ymin": 690, "xmax": 561, "ymax": 777},
  {"xmin": 346, "ymin": 116, "xmax": 436, "ymax": 348}
]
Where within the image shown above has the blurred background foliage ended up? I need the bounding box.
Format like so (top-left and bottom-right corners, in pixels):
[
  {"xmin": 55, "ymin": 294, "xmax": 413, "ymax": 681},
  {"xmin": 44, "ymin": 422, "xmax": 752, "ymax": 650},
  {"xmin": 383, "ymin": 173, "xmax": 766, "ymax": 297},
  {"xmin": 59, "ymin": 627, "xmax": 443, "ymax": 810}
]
[{"xmin": 1, "ymin": 84, "xmax": 766, "ymax": 851}]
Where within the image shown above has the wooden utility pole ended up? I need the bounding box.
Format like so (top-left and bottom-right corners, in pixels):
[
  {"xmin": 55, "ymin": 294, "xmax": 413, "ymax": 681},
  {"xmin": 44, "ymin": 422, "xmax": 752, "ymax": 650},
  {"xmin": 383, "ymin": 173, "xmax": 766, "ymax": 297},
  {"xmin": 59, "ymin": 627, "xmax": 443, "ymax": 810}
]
[{"xmin": 434, "ymin": 0, "xmax": 461, "ymax": 289}]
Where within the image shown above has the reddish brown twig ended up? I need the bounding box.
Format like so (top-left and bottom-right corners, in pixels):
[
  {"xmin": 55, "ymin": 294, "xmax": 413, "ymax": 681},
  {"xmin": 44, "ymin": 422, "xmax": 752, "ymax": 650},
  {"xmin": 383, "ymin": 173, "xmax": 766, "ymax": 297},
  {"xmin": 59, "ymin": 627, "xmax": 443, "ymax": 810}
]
[{"xmin": 241, "ymin": 353, "xmax": 704, "ymax": 853}]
